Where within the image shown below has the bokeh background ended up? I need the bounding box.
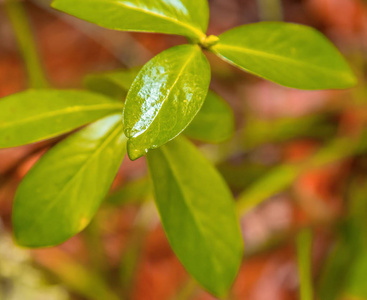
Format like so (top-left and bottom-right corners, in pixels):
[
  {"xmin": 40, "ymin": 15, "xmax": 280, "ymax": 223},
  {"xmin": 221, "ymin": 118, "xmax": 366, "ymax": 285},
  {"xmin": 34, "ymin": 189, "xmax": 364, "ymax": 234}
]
[{"xmin": 1, "ymin": 0, "xmax": 367, "ymax": 299}]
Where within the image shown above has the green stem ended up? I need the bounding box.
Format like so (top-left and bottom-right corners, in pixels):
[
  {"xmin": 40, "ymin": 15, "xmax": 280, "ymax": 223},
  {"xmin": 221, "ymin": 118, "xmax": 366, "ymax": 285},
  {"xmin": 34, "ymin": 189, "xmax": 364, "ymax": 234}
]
[
  {"xmin": 119, "ymin": 201, "xmax": 155, "ymax": 298},
  {"xmin": 236, "ymin": 132, "xmax": 367, "ymax": 216},
  {"xmin": 256, "ymin": 0, "xmax": 283, "ymax": 21},
  {"xmin": 4, "ymin": 0, "xmax": 49, "ymax": 88},
  {"xmin": 84, "ymin": 216, "xmax": 108, "ymax": 276},
  {"xmin": 296, "ymin": 228, "xmax": 313, "ymax": 300}
]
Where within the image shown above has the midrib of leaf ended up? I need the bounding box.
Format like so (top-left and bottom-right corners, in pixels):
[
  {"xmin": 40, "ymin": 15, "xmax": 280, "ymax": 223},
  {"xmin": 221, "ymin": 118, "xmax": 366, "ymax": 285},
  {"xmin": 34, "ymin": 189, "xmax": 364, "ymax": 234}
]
[
  {"xmin": 215, "ymin": 44, "xmax": 349, "ymax": 78},
  {"xmin": 0, "ymin": 103, "xmax": 123, "ymax": 129},
  {"xmin": 115, "ymin": 0, "xmax": 204, "ymax": 38},
  {"xmin": 159, "ymin": 145, "xmax": 222, "ymax": 276},
  {"xmin": 132, "ymin": 48, "xmax": 197, "ymax": 137},
  {"xmin": 23, "ymin": 121, "xmax": 123, "ymax": 235}
]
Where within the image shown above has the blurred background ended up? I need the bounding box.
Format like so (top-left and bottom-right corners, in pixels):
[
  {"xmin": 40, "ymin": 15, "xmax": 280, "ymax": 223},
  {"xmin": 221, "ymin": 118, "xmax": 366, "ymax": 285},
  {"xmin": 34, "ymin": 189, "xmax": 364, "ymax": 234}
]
[{"xmin": 1, "ymin": 0, "xmax": 367, "ymax": 299}]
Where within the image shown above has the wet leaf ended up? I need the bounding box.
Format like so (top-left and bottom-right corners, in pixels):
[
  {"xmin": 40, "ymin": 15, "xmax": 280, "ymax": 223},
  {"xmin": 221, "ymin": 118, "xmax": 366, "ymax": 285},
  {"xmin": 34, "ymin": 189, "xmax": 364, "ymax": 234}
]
[{"xmin": 123, "ymin": 44, "xmax": 210, "ymax": 160}]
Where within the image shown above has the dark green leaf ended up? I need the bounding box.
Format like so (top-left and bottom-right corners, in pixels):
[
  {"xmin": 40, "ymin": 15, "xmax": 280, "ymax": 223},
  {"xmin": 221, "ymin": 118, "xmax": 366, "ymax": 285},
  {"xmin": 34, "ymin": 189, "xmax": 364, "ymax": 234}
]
[
  {"xmin": 147, "ymin": 137, "xmax": 243, "ymax": 297},
  {"xmin": 52, "ymin": 0, "xmax": 209, "ymax": 40},
  {"xmin": 184, "ymin": 90, "xmax": 235, "ymax": 143},
  {"xmin": 84, "ymin": 67, "xmax": 141, "ymax": 99},
  {"xmin": 123, "ymin": 44, "xmax": 210, "ymax": 160},
  {"xmin": 0, "ymin": 89, "xmax": 123, "ymax": 148},
  {"xmin": 13, "ymin": 114, "xmax": 127, "ymax": 247},
  {"xmin": 212, "ymin": 22, "xmax": 357, "ymax": 89}
]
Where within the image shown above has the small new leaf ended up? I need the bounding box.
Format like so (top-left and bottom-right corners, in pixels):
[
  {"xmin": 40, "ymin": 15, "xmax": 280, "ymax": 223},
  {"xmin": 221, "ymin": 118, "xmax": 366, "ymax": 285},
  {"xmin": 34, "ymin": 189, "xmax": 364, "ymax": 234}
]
[
  {"xmin": 52, "ymin": 0, "xmax": 209, "ymax": 40},
  {"xmin": 147, "ymin": 137, "xmax": 243, "ymax": 297},
  {"xmin": 0, "ymin": 89, "xmax": 123, "ymax": 148},
  {"xmin": 184, "ymin": 90, "xmax": 235, "ymax": 143},
  {"xmin": 123, "ymin": 44, "xmax": 210, "ymax": 160},
  {"xmin": 13, "ymin": 114, "xmax": 127, "ymax": 247},
  {"xmin": 212, "ymin": 22, "xmax": 357, "ymax": 90}
]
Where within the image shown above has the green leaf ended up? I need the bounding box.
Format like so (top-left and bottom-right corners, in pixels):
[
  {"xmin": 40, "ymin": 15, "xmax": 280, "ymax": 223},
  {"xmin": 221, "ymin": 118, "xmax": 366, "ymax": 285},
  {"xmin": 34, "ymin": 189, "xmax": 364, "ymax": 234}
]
[
  {"xmin": 84, "ymin": 67, "xmax": 141, "ymax": 99},
  {"xmin": 184, "ymin": 90, "xmax": 235, "ymax": 143},
  {"xmin": 123, "ymin": 44, "xmax": 211, "ymax": 160},
  {"xmin": 147, "ymin": 137, "xmax": 243, "ymax": 297},
  {"xmin": 51, "ymin": 0, "xmax": 209, "ymax": 40},
  {"xmin": 13, "ymin": 114, "xmax": 127, "ymax": 247},
  {"xmin": 0, "ymin": 89, "xmax": 123, "ymax": 148},
  {"xmin": 212, "ymin": 22, "xmax": 357, "ymax": 90}
]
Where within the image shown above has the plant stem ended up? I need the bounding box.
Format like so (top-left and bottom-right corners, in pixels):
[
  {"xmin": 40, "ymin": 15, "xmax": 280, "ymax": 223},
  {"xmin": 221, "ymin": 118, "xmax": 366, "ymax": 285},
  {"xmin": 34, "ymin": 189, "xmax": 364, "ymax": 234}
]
[
  {"xmin": 236, "ymin": 132, "xmax": 367, "ymax": 216},
  {"xmin": 4, "ymin": 0, "xmax": 49, "ymax": 88},
  {"xmin": 119, "ymin": 201, "xmax": 156, "ymax": 298},
  {"xmin": 296, "ymin": 228, "xmax": 313, "ymax": 300},
  {"xmin": 256, "ymin": 0, "xmax": 283, "ymax": 21},
  {"xmin": 35, "ymin": 248, "xmax": 120, "ymax": 300},
  {"xmin": 84, "ymin": 216, "xmax": 108, "ymax": 276}
]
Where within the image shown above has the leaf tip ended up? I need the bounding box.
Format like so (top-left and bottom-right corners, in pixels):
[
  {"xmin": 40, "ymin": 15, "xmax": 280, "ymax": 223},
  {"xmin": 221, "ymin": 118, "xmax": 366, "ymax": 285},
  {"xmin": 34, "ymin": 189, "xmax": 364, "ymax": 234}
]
[{"xmin": 127, "ymin": 140, "xmax": 147, "ymax": 161}]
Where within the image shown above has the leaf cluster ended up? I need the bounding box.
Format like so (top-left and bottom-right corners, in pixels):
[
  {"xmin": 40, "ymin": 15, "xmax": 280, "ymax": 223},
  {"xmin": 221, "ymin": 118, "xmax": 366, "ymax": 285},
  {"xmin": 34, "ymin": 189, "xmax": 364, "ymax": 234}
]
[{"xmin": 1, "ymin": 0, "xmax": 357, "ymax": 297}]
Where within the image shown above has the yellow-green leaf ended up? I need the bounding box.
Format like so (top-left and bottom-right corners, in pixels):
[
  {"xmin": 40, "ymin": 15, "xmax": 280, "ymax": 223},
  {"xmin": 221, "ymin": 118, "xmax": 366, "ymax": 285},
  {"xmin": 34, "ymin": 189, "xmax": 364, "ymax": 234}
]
[
  {"xmin": 212, "ymin": 22, "xmax": 357, "ymax": 90},
  {"xmin": 123, "ymin": 44, "xmax": 210, "ymax": 160},
  {"xmin": 147, "ymin": 137, "xmax": 243, "ymax": 297},
  {"xmin": 13, "ymin": 114, "xmax": 127, "ymax": 247},
  {"xmin": 52, "ymin": 0, "xmax": 209, "ymax": 40},
  {"xmin": 0, "ymin": 89, "xmax": 123, "ymax": 148}
]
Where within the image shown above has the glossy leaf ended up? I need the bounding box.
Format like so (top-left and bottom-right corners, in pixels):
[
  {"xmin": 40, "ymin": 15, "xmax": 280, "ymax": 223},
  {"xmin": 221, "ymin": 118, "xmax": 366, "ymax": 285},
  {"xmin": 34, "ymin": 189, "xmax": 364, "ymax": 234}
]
[
  {"xmin": 86, "ymin": 69, "xmax": 231, "ymax": 144},
  {"xmin": 123, "ymin": 44, "xmax": 210, "ymax": 160},
  {"xmin": 184, "ymin": 90, "xmax": 235, "ymax": 143},
  {"xmin": 52, "ymin": 0, "xmax": 209, "ymax": 40},
  {"xmin": 0, "ymin": 89, "xmax": 123, "ymax": 148},
  {"xmin": 212, "ymin": 22, "xmax": 357, "ymax": 90},
  {"xmin": 13, "ymin": 114, "xmax": 127, "ymax": 247},
  {"xmin": 147, "ymin": 137, "xmax": 243, "ymax": 297},
  {"xmin": 84, "ymin": 67, "xmax": 141, "ymax": 99}
]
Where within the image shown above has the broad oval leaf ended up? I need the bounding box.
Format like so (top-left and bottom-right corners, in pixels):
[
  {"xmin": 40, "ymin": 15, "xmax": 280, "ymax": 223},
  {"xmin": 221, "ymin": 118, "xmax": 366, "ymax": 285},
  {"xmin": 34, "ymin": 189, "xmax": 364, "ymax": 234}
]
[
  {"xmin": 13, "ymin": 114, "xmax": 127, "ymax": 247},
  {"xmin": 212, "ymin": 22, "xmax": 357, "ymax": 90},
  {"xmin": 52, "ymin": 0, "xmax": 209, "ymax": 40},
  {"xmin": 0, "ymin": 89, "xmax": 123, "ymax": 148},
  {"xmin": 85, "ymin": 70, "xmax": 233, "ymax": 144},
  {"xmin": 184, "ymin": 90, "xmax": 235, "ymax": 143},
  {"xmin": 123, "ymin": 44, "xmax": 211, "ymax": 160},
  {"xmin": 147, "ymin": 137, "xmax": 243, "ymax": 297}
]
